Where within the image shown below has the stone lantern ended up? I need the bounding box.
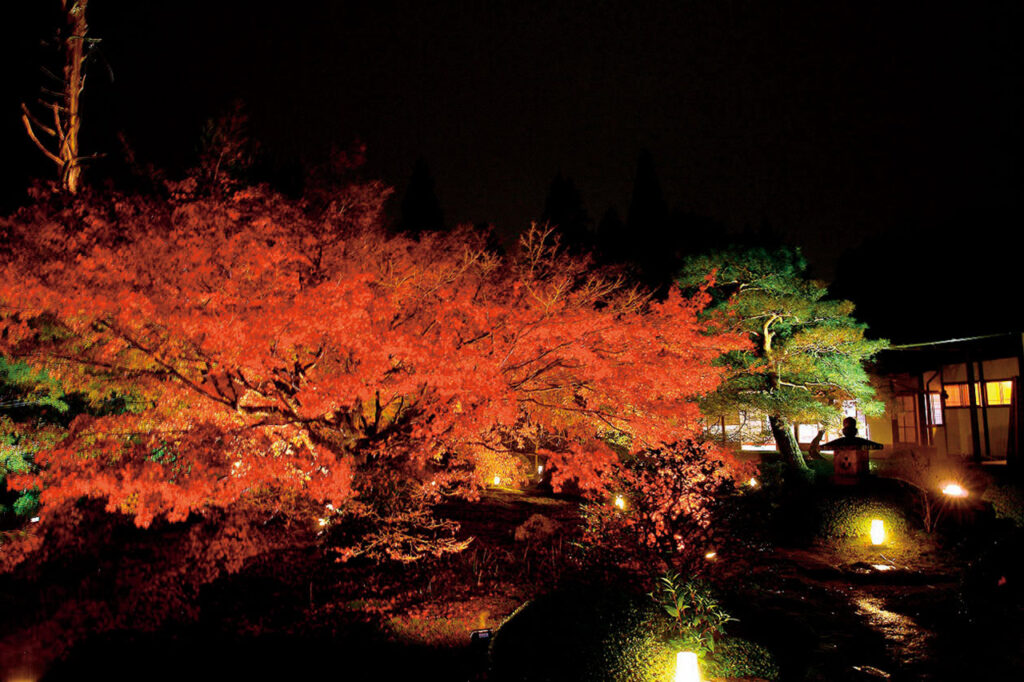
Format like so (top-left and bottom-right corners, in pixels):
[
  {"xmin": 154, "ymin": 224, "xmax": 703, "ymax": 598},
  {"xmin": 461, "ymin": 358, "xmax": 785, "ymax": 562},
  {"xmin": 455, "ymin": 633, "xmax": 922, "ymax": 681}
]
[{"xmin": 823, "ymin": 417, "xmax": 882, "ymax": 485}]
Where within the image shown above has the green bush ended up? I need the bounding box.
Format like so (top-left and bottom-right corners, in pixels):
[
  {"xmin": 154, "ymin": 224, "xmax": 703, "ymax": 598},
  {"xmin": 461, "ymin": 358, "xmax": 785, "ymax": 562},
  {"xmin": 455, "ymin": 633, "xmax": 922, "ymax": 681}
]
[
  {"xmin": 983, "ymin": 482, "xmax": 1024, "ymax": 528},
  {"xmin": 1, "ymin": 437, "xmax": 40, "ymax": 525},
  {"xmin": 817, "ymin": 491, "xmax": 912, "ymax": 543},
  {"xmin": 12, "ymin": 489, "xmax": 39, "ymax": 518}
]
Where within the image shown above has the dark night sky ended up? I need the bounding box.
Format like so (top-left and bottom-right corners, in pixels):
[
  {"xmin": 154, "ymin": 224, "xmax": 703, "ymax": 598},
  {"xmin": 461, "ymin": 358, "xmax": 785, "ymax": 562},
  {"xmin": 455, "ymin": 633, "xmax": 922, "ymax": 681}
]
[{"xmin": 3, "ymin": 0, "xmax": 1022, "ymax": 340}]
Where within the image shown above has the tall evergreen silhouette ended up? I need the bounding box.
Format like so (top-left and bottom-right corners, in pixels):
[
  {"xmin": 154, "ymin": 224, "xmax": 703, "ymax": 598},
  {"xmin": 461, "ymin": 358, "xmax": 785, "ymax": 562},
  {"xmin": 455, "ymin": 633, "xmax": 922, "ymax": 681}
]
[
  {"xmin": 595, "ymin": 205, "xmax": 627, "ymax": 265},
  {"xmin": 626, "ymin": 149, "xmax": 674, "ymax": 290},
  {"xmin": 541, "ymin": 173, "xmax": 593, "ymax": 254},
  {"xmin": 398, "ymin": 157, "xmax": 444, "ymax": 234}
]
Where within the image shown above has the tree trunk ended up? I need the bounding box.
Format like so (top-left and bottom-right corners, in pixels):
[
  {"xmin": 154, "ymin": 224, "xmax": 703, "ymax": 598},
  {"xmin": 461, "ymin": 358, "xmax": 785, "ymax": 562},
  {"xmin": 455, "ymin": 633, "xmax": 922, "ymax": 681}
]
[
  {"xmin": 769, "ymin": 414, "xmax": 810, "ymax": 475},
  {"xmin": 21, "ymin": 1, "xmax": 89, "ymax": 194},
  {"xmin": 60, "ymin": 0, "xmax": 87, "ymax": 194}
]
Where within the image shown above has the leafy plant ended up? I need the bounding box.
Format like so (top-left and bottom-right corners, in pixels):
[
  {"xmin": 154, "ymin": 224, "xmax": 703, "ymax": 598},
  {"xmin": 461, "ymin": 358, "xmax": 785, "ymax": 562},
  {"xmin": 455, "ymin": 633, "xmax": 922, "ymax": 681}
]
[{"xmin": 650, "ymin": 573, "xmax": 736, "ymax": 657}]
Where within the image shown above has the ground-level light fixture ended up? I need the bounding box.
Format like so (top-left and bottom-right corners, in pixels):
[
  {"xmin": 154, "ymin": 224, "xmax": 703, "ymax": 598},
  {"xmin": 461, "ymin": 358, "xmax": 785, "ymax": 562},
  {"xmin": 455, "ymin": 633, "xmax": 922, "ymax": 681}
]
[
  {"xmin": 613, "ymin": 495, "xmax": 626, "ymax": 510},
  {"xmin": 747, "ymin": 477, "xmax": 759, "ymax": 488},
  {"xmin": 704, "ymin": 551, "xmax": 717, "ymax": 561},
  {"xmin": 493, "ymin": 475, "xmax": 501, "ymax": 486},
  {"xmin": 537, "ymin": 464, "xmax": 544, "ymax": 474},
  {"xmin": 941, "ymin": 482, "xmax": 968, "ymax": 498},
  {"xmin": 870, "ymin": 519, "xmax": 885, "ymax": 545},
  {"xmin": 675, "ymin": 651, "xmax": 701, "ymax": 682},
  {"xmin": 470, "ymin": 628, "xmax": 492, "ymax": 647}
]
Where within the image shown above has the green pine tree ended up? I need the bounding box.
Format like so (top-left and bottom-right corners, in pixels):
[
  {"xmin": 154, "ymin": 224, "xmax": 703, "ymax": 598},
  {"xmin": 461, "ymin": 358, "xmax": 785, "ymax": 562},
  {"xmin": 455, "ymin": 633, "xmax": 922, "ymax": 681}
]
[{"xmin": 678, "ymin": 247, "xmax": 887, "ymax": 475}]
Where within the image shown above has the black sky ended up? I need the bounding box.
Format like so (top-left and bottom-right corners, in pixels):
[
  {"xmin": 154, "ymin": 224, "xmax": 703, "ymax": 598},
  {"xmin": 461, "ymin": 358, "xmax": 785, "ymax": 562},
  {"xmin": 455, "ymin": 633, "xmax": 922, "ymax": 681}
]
[{"xmin": 3, "ymin": 0, "xmax": 1021, "ymax": 340}]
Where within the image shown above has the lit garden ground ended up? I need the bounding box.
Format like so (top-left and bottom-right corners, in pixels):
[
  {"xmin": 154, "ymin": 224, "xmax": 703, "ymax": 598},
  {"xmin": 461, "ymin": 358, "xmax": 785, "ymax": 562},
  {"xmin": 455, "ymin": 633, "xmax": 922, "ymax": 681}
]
[{"xmin": 3, "ymin": 452, "xmax": 1022, "ymax": 681}]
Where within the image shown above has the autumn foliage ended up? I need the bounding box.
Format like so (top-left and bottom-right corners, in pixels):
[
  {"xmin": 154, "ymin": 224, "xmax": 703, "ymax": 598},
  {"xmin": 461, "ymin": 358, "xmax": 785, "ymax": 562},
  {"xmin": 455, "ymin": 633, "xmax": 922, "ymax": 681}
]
[
  {"xmin": 0, "ymin": 179, "xmax": 744, "ymax": 565},
  {"xmin": 580, "ymin": 443, "xmax": 741, "ymax": 572}
]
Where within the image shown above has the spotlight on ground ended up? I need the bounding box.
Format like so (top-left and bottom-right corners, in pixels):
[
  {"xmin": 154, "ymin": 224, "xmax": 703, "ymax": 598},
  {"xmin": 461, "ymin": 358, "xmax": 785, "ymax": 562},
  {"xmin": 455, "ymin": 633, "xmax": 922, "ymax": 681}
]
[
  {"xmin": 870, "ymin": 519, "xmax": 885, "ymax": 545},
  {"xmin": 675, "ymin": 651, "xmax": 701, "ymax": 682},
  {"xmin": 941, "ymin": 482, "xmax": 968, "ymax": 498}
]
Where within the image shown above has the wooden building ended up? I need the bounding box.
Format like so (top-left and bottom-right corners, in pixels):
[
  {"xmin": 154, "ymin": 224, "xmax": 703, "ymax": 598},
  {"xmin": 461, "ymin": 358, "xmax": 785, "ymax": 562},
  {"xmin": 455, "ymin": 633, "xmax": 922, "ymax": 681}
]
[{"xmin": 867, "ymin": 333, "xmax": 1022, "ymax": 468}]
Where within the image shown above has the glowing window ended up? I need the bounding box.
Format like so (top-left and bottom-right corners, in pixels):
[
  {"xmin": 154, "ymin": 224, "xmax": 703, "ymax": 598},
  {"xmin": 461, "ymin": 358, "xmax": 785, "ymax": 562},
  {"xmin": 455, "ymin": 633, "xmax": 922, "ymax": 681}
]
[
  {"xmin": 986, "ymin": 380, "xmax": 1014, "ymax": 406},
  {"xmin": 944, "ymin": 383, "xmax": 976, "ymax": 407},
  {"xmin": 927, "ymin": 393, "xmax": 943, "ymax": 425},
  {"xmin": 945, "ymin": 381, "xmax": 1014, "ymax": 407}
]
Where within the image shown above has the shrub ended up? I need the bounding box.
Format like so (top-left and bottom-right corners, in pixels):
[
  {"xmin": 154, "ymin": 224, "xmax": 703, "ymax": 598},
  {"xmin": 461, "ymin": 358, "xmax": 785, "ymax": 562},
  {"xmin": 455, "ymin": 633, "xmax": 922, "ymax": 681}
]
[
  {"xmin": 819, "ymin": 497, "xmax": 909, "ymax": 541},
  {"xmin": 577, "ymin": 443, "xmax": 739, "ymax": 572},
  {"xmin": 983, "ymin": 481, "xmax": 1024, "ymax": 528},
  {"xmin": 816, "ymin": 489, "xmax": 912, "ymax": 543},
  {"xmin": 650, "ymin": 572, "xmax": 734, "ymax": 658}
]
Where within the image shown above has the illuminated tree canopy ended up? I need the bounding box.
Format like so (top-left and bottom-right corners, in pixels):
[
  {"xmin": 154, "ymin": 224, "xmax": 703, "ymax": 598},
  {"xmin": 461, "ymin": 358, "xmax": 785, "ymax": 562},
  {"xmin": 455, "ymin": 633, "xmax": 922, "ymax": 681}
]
[{"xmin": 678, "ymin": 247, "xmax": 887, "ymax": 475}]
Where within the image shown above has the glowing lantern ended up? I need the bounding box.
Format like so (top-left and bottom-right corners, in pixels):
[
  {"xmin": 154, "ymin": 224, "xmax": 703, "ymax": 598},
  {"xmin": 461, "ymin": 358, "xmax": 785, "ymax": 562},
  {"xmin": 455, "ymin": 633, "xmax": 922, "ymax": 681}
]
[
  {"xmin": 870, "ymin": 519, "xmax": 885, "ymax": 545},
  {"xmin": 941, "ymin": 482, "xmax": 968, "ymax": 498},
  {"xmin": 675, "ymin": 651, "xmax": 701, "ymax": 682},
  {"xmin": 747, "ymin": 477, "xmax": 759, "ymax": 488},
  {"xmin": 704, "ymin": 551, "xmax": 717, "ymax": 560},
  {"xmin": 614, "ymin": 495, "xmax": 626, "ymax": 510},
  {"xmin": 317, "ymin": 518, "xmax": 328, "ymax": 527},
  {"xmin": 537, "ymin": 465, "xmax": 544, "ymax": 474},
  {"xmin": 493, "ymin": 475, "xmax": 501, "ymax": 486}
]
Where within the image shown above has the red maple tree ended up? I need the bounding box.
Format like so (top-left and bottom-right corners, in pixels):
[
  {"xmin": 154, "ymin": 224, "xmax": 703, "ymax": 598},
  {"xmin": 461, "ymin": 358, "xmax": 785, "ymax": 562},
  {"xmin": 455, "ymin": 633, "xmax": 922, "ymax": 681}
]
[{"xmin": 0, "ymin": 181, "xmax": 745, "ymax": 564}]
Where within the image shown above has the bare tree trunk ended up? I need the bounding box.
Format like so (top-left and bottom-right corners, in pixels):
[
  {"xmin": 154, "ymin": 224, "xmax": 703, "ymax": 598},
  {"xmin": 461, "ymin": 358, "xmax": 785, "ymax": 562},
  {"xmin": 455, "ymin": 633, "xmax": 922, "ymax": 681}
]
[
  {"xmin": 61, "ymin": 0, "xmax": 87, "ymax": 193},
  {"xmin": 20, "ymin": 0, "xmax": 90, "ymax": 194}
]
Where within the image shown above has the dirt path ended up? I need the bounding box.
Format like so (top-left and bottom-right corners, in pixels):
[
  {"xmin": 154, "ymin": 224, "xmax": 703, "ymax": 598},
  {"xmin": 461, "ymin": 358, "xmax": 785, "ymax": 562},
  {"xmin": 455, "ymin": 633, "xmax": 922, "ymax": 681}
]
[{"xmin": 726, "ymin": 544, "xmax": 1012, "ymax": 681}]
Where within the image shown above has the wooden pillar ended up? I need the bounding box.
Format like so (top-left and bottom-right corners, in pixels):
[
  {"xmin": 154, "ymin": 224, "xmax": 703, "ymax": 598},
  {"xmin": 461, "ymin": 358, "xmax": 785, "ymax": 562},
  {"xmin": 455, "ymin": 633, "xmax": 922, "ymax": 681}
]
[
  {"xmin": 1012, "ymin": 334, "xmax": 1024, "ymax": 475},
  {"xmin": 977, "ymin": 359, "xmax": 992, "ymax": 458},
  {"xmin": 966, "ymin": 354, "xmax": 983, "ymax": 464},
  {"xmin": 917, "ymin": 375, "xmax": 931, "ymax": 446}
]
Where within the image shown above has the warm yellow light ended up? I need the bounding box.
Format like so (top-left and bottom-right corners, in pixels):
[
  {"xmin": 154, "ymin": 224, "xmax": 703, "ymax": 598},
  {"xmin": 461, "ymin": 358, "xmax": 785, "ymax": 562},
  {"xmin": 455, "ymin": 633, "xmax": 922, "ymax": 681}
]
[
  {"xmin": 493, "ymin": 475, "xmax": 501, "ymax": 486},
  {"xmin": 5, "ymin": 672, "xmax": 38, "ymax": 682},
  {"xmin": 941, "ymin": 482, "xmax": 968, "ymax": 498},
  {"xmin": 537, "ymin": 465, "xmax": 544, "ymax": 474},
  {"xmin": 317, "ymin": 517, "xmax": 328, "ymax": 527},
  {"xmin": 704, "ymin": 551, "xmax": 717, "ymax": 560},
  {"xmin": 614, "ymin": 495, "xmax": 626, "ymax": 510},
  {"xmin": 870, "ymin": 519, "xmax": 885, "ymax": 545},
  {"xmin": 747, "ymin": 477, "xmax": 759, "ymax": 487},
  {"xmin": 675, "ymin": 651, "xmax": 701, "ymax": 682}
]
